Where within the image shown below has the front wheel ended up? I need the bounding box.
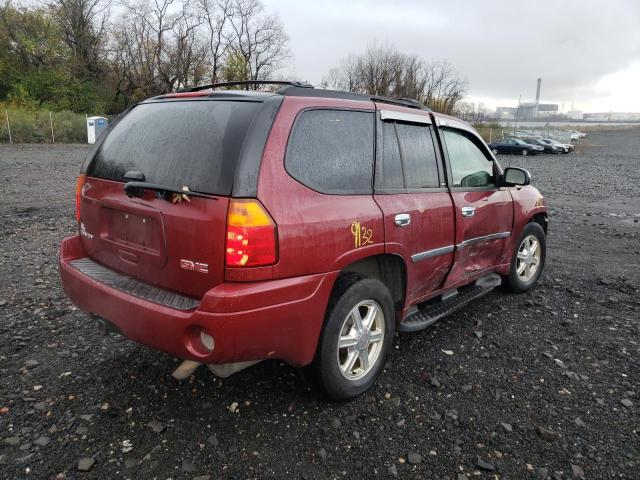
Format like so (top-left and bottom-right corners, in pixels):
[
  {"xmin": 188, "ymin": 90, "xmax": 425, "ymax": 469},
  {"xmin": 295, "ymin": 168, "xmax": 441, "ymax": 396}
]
[
  {"xmin": 521, "ymin": 148, "xmax": 529, "ymax": 156},
  {"xmin": 311, "ymin": 275, "xmax": 394, "ymax": 401},
  {"xmin": 505, "ymin": 222, "xmax": 546, "ymax": 292},
  {"xmin": 491, "ymin": 148, "xmax": 499, "ymax": 155}
]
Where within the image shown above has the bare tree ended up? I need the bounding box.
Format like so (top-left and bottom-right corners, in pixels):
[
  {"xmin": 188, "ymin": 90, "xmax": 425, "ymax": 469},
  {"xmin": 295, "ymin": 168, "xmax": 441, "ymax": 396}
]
[
  {"xmin": 323, "ymin": 54, "xmax": 359, "ymax": 92},
  {"xmin": 48, "ymin": 0, "xmax": 110, "ymax": 79},
  {"xmin": 197, "ymin": 0, "xmax": 233, "ymax": 84},
  {"xmin": 422, "ymin": 60, "xmax": 466, "ymax": 114},
  {"xmin": 324, "ymin": 45, "xmax": 467, "ymax": 114},
  {"xmin": 106, "ymin": 0, "xmax": 289, "ymax": 107},
  {"xmin": 225, "ymin": 0, "xmax": 288, "ymax": 87}
]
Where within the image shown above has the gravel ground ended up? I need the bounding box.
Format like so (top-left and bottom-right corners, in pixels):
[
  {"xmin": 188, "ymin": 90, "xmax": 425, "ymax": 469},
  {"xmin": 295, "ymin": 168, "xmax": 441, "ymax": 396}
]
[{"xmin": 1, "ymin": 129, "xmax": 639, "ymax": 480}]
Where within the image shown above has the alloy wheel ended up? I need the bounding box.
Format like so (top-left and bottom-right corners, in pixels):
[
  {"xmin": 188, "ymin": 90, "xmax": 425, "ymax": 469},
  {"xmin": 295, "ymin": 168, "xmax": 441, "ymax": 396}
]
[
  {"xmin": 336, "ymin": 300, "xmax": 385, "ymax": 381},
  {"xmin": 516, "ymin": 234, "xmax": 541, "ymax": 282}
]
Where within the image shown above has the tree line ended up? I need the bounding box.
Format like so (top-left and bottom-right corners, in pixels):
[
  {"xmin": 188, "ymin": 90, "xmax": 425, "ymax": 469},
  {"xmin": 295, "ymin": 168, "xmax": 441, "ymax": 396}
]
[
  {"xmin": 1, "ymin": 0, "xmax": 289, "ymax": 113},
  {"xmin": 1, "ymin": 1, "xmax": 467, "ymax": 115}
]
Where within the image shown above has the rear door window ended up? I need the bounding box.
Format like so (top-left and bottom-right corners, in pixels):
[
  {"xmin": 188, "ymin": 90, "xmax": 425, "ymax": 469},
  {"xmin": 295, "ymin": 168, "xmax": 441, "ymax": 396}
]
[
  {"xmin": 285, "ymin": 109, "xmax": 374, "ymax": 194},
  {"xmin": 376, "ymin": 122, "xmax": 404, "ymax": 189},
  {"xmin": 375, "ymin": 121, "xmax": 440, "ymax": 191},
  {"xmin": 395, "ymin": 123, "xmax": 440, "ymax": 189},
  {"xmin": 87, "ymin": 100, "xmax": 261, "ymax": 196}
]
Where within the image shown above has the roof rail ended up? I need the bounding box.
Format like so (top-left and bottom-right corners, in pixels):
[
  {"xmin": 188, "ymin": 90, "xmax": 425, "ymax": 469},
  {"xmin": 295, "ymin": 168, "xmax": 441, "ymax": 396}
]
[
  {"xmin": 177, "ymin": 80, "xmax": 314, "ymax": 93},
  {"xmin": 279, "ymin": 86, "xmax": 429, "ymax": 111}
]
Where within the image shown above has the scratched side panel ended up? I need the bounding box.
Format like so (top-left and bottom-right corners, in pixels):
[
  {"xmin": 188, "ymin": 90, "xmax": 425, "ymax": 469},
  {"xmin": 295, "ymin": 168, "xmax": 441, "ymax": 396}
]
[{"xmin": 256, "ymin": 96, "xmax": 385, "ymax": 280}]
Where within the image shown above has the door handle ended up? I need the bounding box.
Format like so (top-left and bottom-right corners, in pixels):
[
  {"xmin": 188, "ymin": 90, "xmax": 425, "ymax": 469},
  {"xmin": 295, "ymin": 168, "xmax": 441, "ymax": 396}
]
[
  {"xmin": 461, "ymin": 206, "xmax": 476, "ymax": 217},
  {"xmin": 394, "ymin": 213, "xmax": 411, "ymax": 227}
]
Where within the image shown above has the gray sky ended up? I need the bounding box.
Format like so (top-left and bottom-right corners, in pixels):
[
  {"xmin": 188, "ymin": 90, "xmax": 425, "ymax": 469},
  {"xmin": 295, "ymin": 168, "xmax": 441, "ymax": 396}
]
[{"xmin": 263, "ymin": 0, "xmax": 640, "ymax": 112}]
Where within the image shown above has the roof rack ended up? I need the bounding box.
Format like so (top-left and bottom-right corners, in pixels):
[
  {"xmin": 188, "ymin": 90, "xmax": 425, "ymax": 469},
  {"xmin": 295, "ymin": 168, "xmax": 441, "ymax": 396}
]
[
  {"xmin": 172, "ymin": 81, "xmax": 429, "ymax": 111},
  {"xmin": 279, "ymin": 86, "xmax": 429, "ymax": 111},
  {"xmin": 177, "ymin": 80, "xmax": 314, "ymax": 93}
]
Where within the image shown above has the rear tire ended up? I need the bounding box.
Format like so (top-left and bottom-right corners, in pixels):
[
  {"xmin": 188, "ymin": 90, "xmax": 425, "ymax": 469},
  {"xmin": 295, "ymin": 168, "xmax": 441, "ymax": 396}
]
[
  {"xmin": 505, "ymin": 222, "xmax": 546, "ymax": 293},
  {"xmin": 311, "ymin": 275, "xmax": 394, "ymax": 401},
  {"xmin": 521, "ymin": 148, "xmax": 529, "ymax": 156}
]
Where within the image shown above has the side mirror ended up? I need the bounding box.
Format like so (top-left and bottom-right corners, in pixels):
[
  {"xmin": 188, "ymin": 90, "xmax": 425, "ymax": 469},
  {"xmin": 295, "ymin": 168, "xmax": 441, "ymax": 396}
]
[{"xmin": 503, "ymin": 167, "xmax": 531, "ymax": 186}]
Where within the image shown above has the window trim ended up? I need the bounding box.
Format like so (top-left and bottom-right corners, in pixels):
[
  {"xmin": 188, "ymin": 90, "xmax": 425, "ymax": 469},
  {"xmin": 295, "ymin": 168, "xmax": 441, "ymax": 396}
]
[
  {"xmin": 380, "ymin": 109, "xmax": 432, "ymax": 125},
  {"xmin": 374, "ymin": 114, "xmax": 446, "ymax": 194},
  {"xmin": 437, "ymin": 125, "xmax": 504, "ymax": 192},
  {"xmin": 284, "ymin": 107, "xmax": 376, "ymax": 196}
]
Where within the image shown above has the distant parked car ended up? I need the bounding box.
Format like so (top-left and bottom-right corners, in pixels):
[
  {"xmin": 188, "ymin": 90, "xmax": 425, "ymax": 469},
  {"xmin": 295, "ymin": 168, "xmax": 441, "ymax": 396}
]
[
  {"xmin": 488, "ymin": 138, "xmax": 545, "ymax": 156},
  {"xmin": 539, "ymin": 138, "xmax": 574, "ymax": 154},
  {"xmin": 523, "ymin": 137, "xmax": 563, "ymax": 154},
  {"xmin": 571, "ymin": 131, "xmax": 586, "ymax": 139},
  {"xmin": 569, "ymin": 131, "xmax": 586, "ymax": 141}
]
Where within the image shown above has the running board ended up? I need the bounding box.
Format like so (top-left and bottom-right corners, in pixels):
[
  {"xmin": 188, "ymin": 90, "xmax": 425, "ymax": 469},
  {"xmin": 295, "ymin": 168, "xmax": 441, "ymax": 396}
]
[{"xmin": 399, "ymin": 273, "xmax": 501, "ymax": 333}]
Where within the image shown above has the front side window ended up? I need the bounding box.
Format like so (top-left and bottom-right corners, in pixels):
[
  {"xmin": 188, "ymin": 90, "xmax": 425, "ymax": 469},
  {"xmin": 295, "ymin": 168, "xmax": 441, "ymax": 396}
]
[
  {"xmin": 443, "ymin": 128, "xmax": 496, "ymax": 188},
  {"xmin": 285, "ymin": 109, "xmax": 374, "ymax": 194}
]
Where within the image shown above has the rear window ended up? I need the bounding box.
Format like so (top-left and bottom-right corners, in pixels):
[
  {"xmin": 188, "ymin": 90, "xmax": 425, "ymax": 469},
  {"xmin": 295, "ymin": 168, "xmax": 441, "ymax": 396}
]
[
  {"xmin": 285, "ymin": 109, "xmax": 374, "ymax": 194},
  {"xmin": 87, "ymin": 100, "xmax": 261, "ymax": 195}
]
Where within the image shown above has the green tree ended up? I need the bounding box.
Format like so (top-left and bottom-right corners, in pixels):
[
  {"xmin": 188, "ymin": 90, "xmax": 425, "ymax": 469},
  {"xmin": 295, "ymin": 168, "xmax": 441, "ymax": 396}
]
[{"xmin": 221, "ymin": 50, "xmax": 251, "ymax": 83}]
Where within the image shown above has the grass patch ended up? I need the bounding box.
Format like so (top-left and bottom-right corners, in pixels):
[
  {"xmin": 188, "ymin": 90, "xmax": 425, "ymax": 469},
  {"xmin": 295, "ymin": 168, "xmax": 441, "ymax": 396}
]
[{"xmin": 0, "ymin": 104, "xmax": 90, "ymax": 143}]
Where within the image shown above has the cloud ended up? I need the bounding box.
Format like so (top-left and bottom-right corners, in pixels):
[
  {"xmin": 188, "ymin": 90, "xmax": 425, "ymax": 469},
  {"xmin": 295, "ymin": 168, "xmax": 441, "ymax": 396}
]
[{"xmin": 263, "ymin": 0, "xmax": 640, "ymax": 111}]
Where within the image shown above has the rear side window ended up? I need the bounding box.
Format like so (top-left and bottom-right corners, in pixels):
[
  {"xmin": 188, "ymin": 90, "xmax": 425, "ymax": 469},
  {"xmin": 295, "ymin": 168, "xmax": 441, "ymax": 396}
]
[
  {"xmin": 375, "ymin": 121, "xmax": 440, "ymax": 191},
  {"xmin": 376, "ymin": 122, "xmax": 404, "ymax": 189},
  {"xmin": 395, "ymin": 123, "xmax": 440, "ymax": 189},
  {"xmin": 87, "ymin": 100, "xmax": 261, "ymax": 196},
  {"xmin": 285, "ymin": 109, "xmax": 374, "ymax": 194}
]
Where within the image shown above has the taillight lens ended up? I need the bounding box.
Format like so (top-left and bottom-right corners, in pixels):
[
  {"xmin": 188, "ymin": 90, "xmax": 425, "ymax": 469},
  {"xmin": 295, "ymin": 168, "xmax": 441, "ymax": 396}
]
[
  {"xmin": 75, "ymin": 174, "xmax": 86, "ymax": 222},
  {"xmin": 225, "ymin": 199, "xmax": 277, "ymax": 267}
]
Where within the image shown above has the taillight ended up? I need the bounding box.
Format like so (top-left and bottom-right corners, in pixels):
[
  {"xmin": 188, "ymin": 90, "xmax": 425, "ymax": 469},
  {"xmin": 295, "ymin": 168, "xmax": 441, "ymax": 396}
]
[
  {"xmin": 75, "ymin": 174, "xmax": 86, "ymax": 222},
  {"xmin": 225, "ymin": 199, "xmax": 277, "ymax": 267}
]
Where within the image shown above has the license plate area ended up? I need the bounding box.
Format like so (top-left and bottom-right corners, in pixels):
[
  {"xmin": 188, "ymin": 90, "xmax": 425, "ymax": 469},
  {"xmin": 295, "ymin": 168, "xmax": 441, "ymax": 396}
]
[
  {"xmin": 105, "ymin": 209, "xmax": 162, "ymax": 254},
  {"xmin": 98, "ymin": 204, "xmax": 167, "ymax": 268}
]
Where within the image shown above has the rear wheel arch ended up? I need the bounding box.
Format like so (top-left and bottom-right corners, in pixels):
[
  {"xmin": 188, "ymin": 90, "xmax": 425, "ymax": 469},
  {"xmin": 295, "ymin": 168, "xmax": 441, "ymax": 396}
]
[{"xmin": 338, "ymin": 254, "xmax": 407, "ymax": 313}]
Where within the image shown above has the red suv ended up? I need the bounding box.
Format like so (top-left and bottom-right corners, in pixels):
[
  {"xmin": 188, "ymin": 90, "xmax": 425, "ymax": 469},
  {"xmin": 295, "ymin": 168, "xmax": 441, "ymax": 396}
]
[{"xmin": 59, "ymin": 81, "xmax": 548, "ymax": 400}]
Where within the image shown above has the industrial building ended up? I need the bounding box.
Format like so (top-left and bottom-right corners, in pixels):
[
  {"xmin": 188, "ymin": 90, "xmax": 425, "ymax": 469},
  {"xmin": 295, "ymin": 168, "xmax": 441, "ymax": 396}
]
[{"xmin": 495, "ymin": 78, "xmax": 559, "ymax": 120}]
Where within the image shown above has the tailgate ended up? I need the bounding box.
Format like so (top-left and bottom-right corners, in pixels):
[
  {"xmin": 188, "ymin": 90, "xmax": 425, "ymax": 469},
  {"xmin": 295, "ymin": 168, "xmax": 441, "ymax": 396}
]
[
  {"xmin": 79, "ymin": 177, "xmax": 228, "ymax": 298},
  {"xmin": 77, "ymin": 98, "xmax": 262, "ymax": 298}
]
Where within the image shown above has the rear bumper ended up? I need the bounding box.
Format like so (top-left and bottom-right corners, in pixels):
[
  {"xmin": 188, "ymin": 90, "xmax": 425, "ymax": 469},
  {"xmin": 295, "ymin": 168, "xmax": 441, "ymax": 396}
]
[{"xmin": 59, "ymin": 235, "xmax": 338, "ymax": 366}]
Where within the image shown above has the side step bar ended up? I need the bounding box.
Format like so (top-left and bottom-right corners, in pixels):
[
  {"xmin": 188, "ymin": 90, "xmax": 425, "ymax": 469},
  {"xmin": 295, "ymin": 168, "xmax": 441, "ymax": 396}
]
[{"xmin": 399, "ymin": 273, "xmax": 502, "ymax": 333}]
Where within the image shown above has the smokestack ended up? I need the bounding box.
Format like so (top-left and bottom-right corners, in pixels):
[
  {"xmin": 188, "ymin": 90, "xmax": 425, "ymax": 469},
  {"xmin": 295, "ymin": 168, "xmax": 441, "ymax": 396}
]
[{"xmin": 535, "ymin": 78, "xmax": 542, "ymax": 104}]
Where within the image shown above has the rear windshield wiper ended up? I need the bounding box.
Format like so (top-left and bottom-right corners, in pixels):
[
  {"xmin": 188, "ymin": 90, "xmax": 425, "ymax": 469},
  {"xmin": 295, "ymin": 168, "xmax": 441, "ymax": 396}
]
[{"xmin": 123, "ymin": 181, "xmax": 216, "ymax": 200}]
